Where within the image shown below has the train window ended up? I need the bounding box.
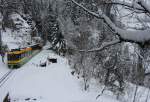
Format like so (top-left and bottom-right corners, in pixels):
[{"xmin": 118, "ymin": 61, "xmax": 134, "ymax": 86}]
[
  {"xmin": 8, "ymin": 54, "xmax": 13, "ymax": 61},
  {"xmin": 24, "ymin": 53, "xmax": 25, "ymax": 57},
  {"xmin": 8, "ymin": 54, "xmax": 20, "ymax": 61},
  {"xmin": 27, "ymin": 52, "xmax": 28, "ymax": 56},
  {"xmin": 8, "ymin": 54, "xmax": 12, "ymax": 61},
  {"xmin": 17, "ymin": 54, "xmax": 21, "ymax": 60},
  {"xmin": 15, "ymin": 54, "xmax": 20, "ymax": 60},
  {"xmin": 29, "ymin": 51, "xmax": 31, "ymax": 56},
  {"xmin": 23, "ymin": 53, "xmax": 24, "ymax": 58},
  {"xmin": 21, "ymin": 53, "xmax": 24, "ymax": 58},
  {"xmin": 16, "ymin": 54, "xmax": 18, "ymax": 60}
]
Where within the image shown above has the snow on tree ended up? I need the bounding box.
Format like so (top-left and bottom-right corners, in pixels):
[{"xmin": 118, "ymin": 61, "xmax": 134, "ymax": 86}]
[
  {"xmin": 65, "ymin": 0, "xmax": 150, "ymax": 93},
  {"xmin": 71, "ymin": 0, "xmax": 150, "ymax": 44}
]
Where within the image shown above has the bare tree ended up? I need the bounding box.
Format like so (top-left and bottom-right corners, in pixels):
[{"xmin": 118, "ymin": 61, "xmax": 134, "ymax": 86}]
[
  {"xmin": 71, "ymin": 0, "xmax": 150, "ymax": 45},
  {"xmin": 67, "ymin": 0, "xmax": 150, "ymax": 97}
]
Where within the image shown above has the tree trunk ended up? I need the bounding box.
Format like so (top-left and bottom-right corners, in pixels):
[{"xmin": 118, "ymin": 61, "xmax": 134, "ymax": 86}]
[
  {"xmin": 0, "ymin": 29, "xmax": 2, "ymax": 51},
  {"xmin": 136, "ymin": 50, "xmax": 145, "ymax": 85},
  {"xmin": 133, "ymin": 85, "xmax": 138, "ymax": 102}
]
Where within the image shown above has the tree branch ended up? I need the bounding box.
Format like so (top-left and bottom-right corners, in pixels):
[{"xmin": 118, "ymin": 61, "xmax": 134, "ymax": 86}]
[
  {"xmin": 137, "ymin": 0, "xmax": 150, "ymax": 15},
  {"xmin": 70, "ymin": 0, "xmax": 100, "ymax": 18},
  {"xmin": 101, "ymin": 1, "xmax": 145, "ymax": 12},
  {"xmin": 71, "ymin": 0, "xmax": 150, "ymax": 43},
  {"xmin": 79, "ymin": 39, "xmax": 120, "ymax": 52}
]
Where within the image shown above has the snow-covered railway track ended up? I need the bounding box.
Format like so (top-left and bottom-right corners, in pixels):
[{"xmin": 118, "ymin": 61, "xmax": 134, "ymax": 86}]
[{"xmin": 0, "ymin": 70, "xmax": 14, "ymax": 88}]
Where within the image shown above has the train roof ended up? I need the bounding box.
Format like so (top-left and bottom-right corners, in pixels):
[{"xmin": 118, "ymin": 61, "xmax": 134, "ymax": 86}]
[{"xmin": 8, "ymin": 47, "xmax": 32, "ymax": 54}]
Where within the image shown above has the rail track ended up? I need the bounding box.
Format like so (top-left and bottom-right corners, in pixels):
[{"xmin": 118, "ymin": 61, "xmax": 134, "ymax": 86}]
[{"xmin": 0, "ymin": 70, "xmax": 14, "ymax": 88}]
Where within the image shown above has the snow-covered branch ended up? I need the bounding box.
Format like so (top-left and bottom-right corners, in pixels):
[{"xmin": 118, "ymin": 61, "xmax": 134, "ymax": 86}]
[
  {"xmin": 71, "ymin": 0, "xmax": 150, "ymax": 43},
  {"xmin": 102, "ymin": 0, "xmax": 145, "ymax": 12},
  {"xmin": 70, "ymin": 0, "xmax": 100, "ymax": 18},
  {"xmin": 79, "ymin": 39, "xmax": 120, "ymax": 52},
  {"xmin": 0, "ymin": 1, "xmax": 24, "ymax": 9},
  {"xmin": 138, "ymin": 0, "xmax": 150, "ymax": 15}
]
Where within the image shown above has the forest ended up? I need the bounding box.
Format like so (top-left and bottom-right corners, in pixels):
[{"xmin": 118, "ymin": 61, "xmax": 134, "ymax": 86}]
[{"xmin": 1, "ymin": 0, "xmax": 150, "ymax": 102}]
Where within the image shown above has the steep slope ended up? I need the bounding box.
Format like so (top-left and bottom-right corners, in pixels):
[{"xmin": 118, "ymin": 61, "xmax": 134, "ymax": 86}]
[{"xmin": 2, "ymin": 13, "xmax": 31, "ymax": 50}]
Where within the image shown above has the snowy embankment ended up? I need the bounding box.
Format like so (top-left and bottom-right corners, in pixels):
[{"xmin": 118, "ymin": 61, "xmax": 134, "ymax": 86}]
[
  {"xmin": 2, "ymin": 28, "xmax": 21, "ymax": 50},
  {"xmin": 2, "ymin": 13, "xmax": 31, "ymax": 50},
  {"xmin": 0, "ymin": 12, "xmax": 32, "ymax": 86},
  {"xmin": 0, "ymin": 56, "xmax": 11, "ymax": 102},
  {"xmin": 0, "ymin": 56, "xmax": 10, "ymax": 78},
  {"xmin": 1, "ymin": 49, "xmax": 150, "ymax": 102},
  {"xmin": 0, "ymin": 50, "xmax": 119, "ymax": 102}
]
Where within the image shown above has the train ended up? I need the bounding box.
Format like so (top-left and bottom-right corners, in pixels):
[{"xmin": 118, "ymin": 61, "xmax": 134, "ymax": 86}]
[{"xmin": 7, "ymin": 44, "xmax": 42, "ymax": 69}]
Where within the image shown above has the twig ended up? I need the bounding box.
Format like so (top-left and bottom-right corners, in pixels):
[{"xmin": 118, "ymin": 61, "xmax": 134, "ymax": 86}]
[
  {"xmin": 79, "ymin": 39, "xmax": 120, "ymax": 52},
  {"xmin": 145, "ymin": 88, "xmax": 150, "ymax": 102},
  {"xmin": 133, "ymin": 85, "xmax": 138, "ymax": 102},
  {"xmin": 96, "ymin": 86, "xmax": 106, "ymax": 100}
]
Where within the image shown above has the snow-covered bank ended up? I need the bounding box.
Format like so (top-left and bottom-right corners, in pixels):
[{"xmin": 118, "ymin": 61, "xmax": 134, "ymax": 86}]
[
  {"xmin": 0, "ymin": 49, "xmax": 150, "ymax": 102},
  {"xmin": 0, "ymin": 50, "xmax": 119, "ymax": 102},
  {"xmin": 2, "ymin": 13, "xmax": 31, "ymax": 50},
  {"xmin": 0, "ymin": 56, "xmax": 10, "ymax": 78},
  {"xmin": 1, "ymin": 49, "xmax": 149, "ymax": 102},
  {"xmin": 0, "ymin": 56, "xmax": 12, "ymax": 102}
]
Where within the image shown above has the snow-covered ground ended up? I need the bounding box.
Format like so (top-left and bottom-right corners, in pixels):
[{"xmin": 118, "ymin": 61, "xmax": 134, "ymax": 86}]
[
  {"xmin": 0, "ymin": 56, "xmax": 10, "ymax": 78},
  {"xmin": 0, "ymin": 50, "xmax": 120, "ymax": 102},
  {"xmin": 0, "ymin": 55, "xmax": 11, "ymax": 101}
]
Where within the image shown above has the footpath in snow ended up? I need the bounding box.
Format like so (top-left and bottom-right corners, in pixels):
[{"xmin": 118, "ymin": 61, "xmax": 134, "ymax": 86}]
[{"xmin": 0, "ymin": 50, "xmax": 119, "ymax": 102}]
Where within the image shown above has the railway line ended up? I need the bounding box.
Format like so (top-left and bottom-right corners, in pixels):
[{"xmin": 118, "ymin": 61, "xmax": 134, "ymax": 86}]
[
  {"xmin": 0, "ymin": 44, "xmax": 42, "ymax": 88},
  {"xmin": 0, "ymin": 70, "xmax": 14, "ymax": 88}
]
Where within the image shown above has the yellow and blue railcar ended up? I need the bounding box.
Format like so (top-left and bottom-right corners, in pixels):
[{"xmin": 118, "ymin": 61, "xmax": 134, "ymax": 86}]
[{"xmin": 7, "ymin": 44, "xmax": 42, "ymax": 69}]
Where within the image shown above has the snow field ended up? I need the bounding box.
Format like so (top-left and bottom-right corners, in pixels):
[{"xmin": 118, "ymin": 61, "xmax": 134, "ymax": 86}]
[{"xmin": 0, "ymin": 50, "xmax": 119, "ymax": 102}]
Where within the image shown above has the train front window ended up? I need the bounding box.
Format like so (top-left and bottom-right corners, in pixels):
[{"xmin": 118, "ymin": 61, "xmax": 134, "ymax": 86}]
[
  {"xmin": 8, "ymin": 54, "xmax": 21, "ymax": 61},
  {"xmin": 8, "ymin": 54, "xmax": 12, "ymax": 61}
]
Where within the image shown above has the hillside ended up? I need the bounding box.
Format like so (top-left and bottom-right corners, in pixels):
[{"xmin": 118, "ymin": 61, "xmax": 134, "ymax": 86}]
[
  {"xmin": 0, "ymin": 50, "xmax": 121, "ymax": 102},
  {"xmin": 1, "ymin": 0, "xmax": 150, "ymax": 102}
]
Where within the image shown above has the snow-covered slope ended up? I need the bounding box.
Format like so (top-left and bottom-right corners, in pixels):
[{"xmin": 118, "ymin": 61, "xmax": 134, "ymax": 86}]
[
  {"xmin": 1, "ymin": 49, "xmax": 150, "ymax": 102},
  {"xmin": 0, "ymin": 50, "xmax": 119, "ymax": 102},
  {"xmin": 0, "ymin": 56, "xmax": 10, "ymax": 78},
  {"xmin": 2, "ymin": 13, "xmax": 31, "ymax": 50},
  {"xmin": 0, "ymin": 56, "xmax": 11, "ymax": 102}
]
